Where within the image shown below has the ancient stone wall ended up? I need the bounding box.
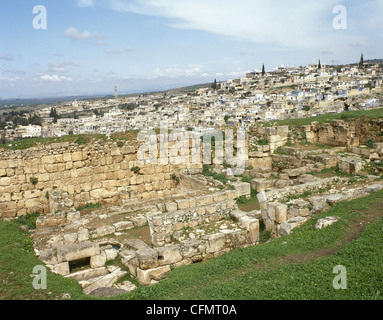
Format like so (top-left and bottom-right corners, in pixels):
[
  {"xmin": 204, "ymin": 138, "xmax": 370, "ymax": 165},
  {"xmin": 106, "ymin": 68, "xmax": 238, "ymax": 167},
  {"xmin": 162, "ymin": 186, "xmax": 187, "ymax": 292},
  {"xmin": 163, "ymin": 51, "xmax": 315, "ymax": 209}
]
[{"xmin": 0, "ymin": 139, "xmax": 202, "ymax": 218}]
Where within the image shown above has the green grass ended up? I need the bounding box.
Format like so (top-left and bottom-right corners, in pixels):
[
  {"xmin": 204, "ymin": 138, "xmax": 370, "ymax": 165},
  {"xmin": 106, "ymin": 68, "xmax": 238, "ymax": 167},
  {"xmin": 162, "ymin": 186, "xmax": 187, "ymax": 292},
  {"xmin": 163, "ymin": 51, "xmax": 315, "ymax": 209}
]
[
  {"xmin": 75, "ymin": 202, "xmax": 102, "ymax": 212},
  {"xmin": 0, "ymin": 131, "xmax": 139, "ymax": 150},
  {"xmin": 13, "ymin": 212, "xmax": 41, "ymax": 230},
  {"xmin": 1, "ymin": 190, "xmax": 383, "ymax": 300},
  {"xmin": 0, "ymin": 221, "xmax": 87, "ymax": 300},
  {"xmin": 262, "ymin": 108, "xmax": 383, "ymax": 128}
]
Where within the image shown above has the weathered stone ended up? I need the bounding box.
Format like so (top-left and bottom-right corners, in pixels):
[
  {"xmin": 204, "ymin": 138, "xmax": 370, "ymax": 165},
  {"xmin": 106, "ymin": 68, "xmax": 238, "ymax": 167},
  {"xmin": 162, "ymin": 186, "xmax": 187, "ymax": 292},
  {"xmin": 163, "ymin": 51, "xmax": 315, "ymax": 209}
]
[
  {"xmin": 57, "ymin": 242, "xmax": 100, "ymax": 263},
  {"xmin": 82, "ymin": 267, "xmax": 127, "ymax": 294},
  {"xmin": 39, "ymin": 248, "xmax": 58, "ymax": 265},
  {"xmin": 66, "ymin": 267, "xmax": 109, "ymax": 281},
  {"xmin": 53, "ymin": 262, "xmax": 70, "ymax": 276},
  {"xmin": 135, "ymin": 248, "xmax": 159, "ymax": 270},
  {"xmin": 137, "ymin": 266, "xmax": 171, "ymax": 285},
  {"xmin": 280, "ymin": 217, "xmax": 308, "ymax": 236},
  {"xmin": 114, "ymin": 221, "xmax": 134, "ymax": 232},
  {"xmin": 205, "ymin": 233, "xmax": 226, "ymax": 253},
  {"xmin": 119, "ymin": 249, "xmax": 139, "ymax": 277},
  {"xmin": 231, "ymin": 182, "xmax": 251, "ymax": 198},
  {"xmin": 156, "ymin": 245, "xmax": 183, "ymax": 266},
  {"xmin": 315, "ymin": 216, "xmax": 340, "ymax": 230},
  {"xmin": 131, "ymin": 215, "xmax": 147, "ymax": 227},
  {"xmin": 90, "ymin": 252, "xmax": 107, "ymax": 269},
  {"xmin": 96, "ymin": 225, "xmax": 116, "ymax": 237}
]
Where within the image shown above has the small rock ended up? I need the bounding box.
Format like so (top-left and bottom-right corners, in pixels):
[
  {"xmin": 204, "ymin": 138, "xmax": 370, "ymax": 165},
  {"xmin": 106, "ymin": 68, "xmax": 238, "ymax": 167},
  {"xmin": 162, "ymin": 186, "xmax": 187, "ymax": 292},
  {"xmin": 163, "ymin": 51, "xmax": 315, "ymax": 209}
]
[{"xmin": 315, "ymin": 216, "xmax": 340, "ymax": 230}]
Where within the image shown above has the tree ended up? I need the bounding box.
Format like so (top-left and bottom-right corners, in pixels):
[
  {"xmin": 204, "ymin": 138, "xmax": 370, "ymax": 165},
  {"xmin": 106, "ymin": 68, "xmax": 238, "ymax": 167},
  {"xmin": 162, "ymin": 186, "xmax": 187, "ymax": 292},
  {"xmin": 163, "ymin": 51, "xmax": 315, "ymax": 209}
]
[
  {"xmin": 224, "ymin": 115, "xmax": 229, "ymax": 123},
  {"xmin": 318, "ymin": 59, "xmax": 322, "ymax": 69},
  {"xmin": 262, "ymin": 64, "xmax": 266, "ymax": 76},
  {"xmin": 359, "ymin": 53, "xmax": 364, "ymax": 68},
  {"xmin": 211, "ymin": 79, "xmax": 217, "ymax": 90}
]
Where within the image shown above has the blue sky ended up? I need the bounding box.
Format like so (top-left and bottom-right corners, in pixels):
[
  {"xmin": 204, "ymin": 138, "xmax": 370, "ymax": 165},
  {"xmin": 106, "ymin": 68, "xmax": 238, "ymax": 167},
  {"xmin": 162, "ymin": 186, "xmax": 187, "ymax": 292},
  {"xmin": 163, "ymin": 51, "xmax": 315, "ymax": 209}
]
[{"xmin": 0, "ymin": 0, "xmax": 382, "ymax": 99}]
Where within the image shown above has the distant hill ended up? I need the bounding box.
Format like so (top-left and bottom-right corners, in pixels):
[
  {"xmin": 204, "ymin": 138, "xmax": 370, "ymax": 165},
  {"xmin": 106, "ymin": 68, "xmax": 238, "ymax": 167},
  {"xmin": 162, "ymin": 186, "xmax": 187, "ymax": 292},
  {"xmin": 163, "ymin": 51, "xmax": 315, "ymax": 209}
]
[
  {"xmin": 0, "ymin": 95, "xmax": 100, "ymax": 107},
  {"xmin": 365, "ymin": 59, "xmax": 383, "ymax": 64}
]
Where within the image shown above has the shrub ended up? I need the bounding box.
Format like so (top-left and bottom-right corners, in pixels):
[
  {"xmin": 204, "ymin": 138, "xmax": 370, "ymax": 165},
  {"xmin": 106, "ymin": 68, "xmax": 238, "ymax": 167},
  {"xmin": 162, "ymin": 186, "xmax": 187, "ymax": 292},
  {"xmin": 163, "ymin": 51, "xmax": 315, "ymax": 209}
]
[
  {"xmin": 30, "ymin": 177, "xmax": 38, "ymax": 185},
  {"xmin": 236, "ymin": 196, "xmax": 249, "ymax": 205},
  {"xmin": 366, "ymin": 138, "xmax": 375, "ymax": 149},
  {"xmin": 171, "ymin": 174, "xmax": 180, "ymax": 184},
  {"xmin": 256, "ymin": 138, "xmax": 269, "ymax": 146},
  {"xmin": 13, "ymin": 212, "xmax": 40, "ymax": 230},
  {"xmin": 75, "ymin": 136, "xmax": 87, "ymax": 145},
  {"xmin": 76, "ymin": 203, "xmax": 101, "ymax": 211},
  {"xmin": 130, "ymin": 166, "xmax": 141, "ymax": 174}
]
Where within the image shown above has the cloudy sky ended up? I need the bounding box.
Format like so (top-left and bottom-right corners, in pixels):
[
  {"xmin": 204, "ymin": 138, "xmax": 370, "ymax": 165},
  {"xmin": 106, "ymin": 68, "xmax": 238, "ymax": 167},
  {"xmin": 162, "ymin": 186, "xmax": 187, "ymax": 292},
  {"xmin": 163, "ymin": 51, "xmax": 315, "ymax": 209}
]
[{"xmin": 0, "ymin": 0, "xmax": 382, "ymax": 99}]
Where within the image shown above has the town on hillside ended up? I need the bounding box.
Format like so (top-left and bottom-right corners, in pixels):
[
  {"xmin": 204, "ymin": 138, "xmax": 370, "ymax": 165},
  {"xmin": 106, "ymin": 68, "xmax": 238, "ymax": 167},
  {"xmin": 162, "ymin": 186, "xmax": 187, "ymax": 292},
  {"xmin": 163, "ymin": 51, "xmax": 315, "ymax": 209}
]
[{"xmin": 1, "ymin": 57, "xmax": 383, "ymax": 142}]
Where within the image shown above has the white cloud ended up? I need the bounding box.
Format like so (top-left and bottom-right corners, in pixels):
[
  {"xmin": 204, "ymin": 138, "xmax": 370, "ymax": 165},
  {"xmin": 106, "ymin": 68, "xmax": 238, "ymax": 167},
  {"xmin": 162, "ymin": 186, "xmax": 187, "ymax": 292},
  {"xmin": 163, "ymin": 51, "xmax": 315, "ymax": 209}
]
[
  {"xmin": 40, "ymin": 75, "xmax": 73, "ymax": 82},
  {"xmin": 104, "ymin": 46, "xmax": 135, "ymax": 54},
  {"xmin": 0, "ymin": 52, "xmax": 14, "ymax": 61},
  {"xmin": 77, "ymin": 0, "xmax": 94, "ymax": 8},
  {"xmin": 64, "ymin": 27, "xmax": 106, "ymax": 41}
]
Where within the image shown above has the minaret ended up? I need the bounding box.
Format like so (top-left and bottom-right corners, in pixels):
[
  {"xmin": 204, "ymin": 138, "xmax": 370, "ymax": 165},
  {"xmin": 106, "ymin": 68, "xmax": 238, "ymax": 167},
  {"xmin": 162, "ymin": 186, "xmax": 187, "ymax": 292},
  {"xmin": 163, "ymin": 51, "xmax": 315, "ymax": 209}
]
[{"xmin": 115, "ymin": 85, "xmax": 118, "ymax": 101}]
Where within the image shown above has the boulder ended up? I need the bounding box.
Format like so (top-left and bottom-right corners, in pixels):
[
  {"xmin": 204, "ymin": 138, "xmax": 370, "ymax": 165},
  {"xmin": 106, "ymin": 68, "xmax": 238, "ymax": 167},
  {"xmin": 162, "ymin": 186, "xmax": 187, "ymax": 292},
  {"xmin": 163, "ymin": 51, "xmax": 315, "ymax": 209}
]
[
  {"xmin": 156, "ymin": 245, "xmax": 183, "ymax": 266},
  {"xmin": 315, "ymin": 216, "xmax": 340, "ymax": 230},
  {"xmin": 56, "ymin": 242, "xmax": 100, "ymax": 263},
  {"xmin": 280, "ymin": 217, "xmax": 308, "ymax": 236},
  {"xmin": 135, "ymin": 248, "xmax": 159, "ymax": 270}
]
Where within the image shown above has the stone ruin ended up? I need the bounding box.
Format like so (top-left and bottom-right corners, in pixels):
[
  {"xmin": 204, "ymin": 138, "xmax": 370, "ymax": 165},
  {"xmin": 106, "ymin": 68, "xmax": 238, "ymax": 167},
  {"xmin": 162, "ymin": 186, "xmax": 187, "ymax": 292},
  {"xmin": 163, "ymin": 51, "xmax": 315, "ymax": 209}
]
[
  {"xmin": 33, "ymin": 178, "xmax": 259, "ymax": 295},
  {"xmin": 5, "ymin": 118, "xmax": 383, "ymax": 296}
]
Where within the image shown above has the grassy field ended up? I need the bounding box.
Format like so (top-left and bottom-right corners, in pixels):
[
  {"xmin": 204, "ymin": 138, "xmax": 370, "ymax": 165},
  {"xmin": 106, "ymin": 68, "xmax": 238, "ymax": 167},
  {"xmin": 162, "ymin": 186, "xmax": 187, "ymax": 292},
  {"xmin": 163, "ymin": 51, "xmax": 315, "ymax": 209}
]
[
  {"xmin": 1, "ymin": 189, "xmax": 383, "ymax": 300},
  {"xmin": 0, "ymin": 131, "xmax": 139, "ymax": 151},
  {"xmin": 262, "ymin": 107, "xmax": 383, "ymax": 128}
]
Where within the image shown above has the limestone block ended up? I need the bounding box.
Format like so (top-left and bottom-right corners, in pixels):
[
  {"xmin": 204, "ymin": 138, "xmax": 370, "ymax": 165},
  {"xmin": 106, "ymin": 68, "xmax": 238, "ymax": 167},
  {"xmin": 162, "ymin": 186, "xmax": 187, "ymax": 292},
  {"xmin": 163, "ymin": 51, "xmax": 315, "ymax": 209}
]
[
  {"xmin": 66, "ymin": 267, "xmax": 109, "ymax": 282},
  {"xmin": 39, "ymin": 249, "xmax": 58, "ymax": 265},
  {"xmin": 57, "ymin": 242, "xmax": 100, "ymax": 263},
  {"xmin": 71, "ymin": 151, "xmax": 83, "ymax": 162},
  {"xmin": 288, "ymin": 207, "xmax": 310, "ymax": 218},
  {"xmin": 96, "ymin": 225, "xmax": 116, "ymax": 237},
  {"xmin": 205, "ymin": 233, "xmax": 226, "ymax": 254},
  {"xmin": 114, "ymin": 221, "xmax": 134, "ymax": 232},
  {"xmin": 137, "ymin": 266, "xmax": 171, "ymax": 285},
  {"xmin": 156, "ymin": 245, "xmax": 183, "ymax": 266},
  {"xmin": 90, "ymin": 252, "xmax": 107, "ymax": 269},
  {"xmin": 131, "ymin": 215, "xmax": 147, "ymax": 227},
  {"xmin": 119, "ymin": 249, "xmax": 139, "ymax": 277},
  {"xmin": 165, "ymin": 202, "xmax": 178, "ymax": 213},
  {"xmin": 82, "ymin": 267, "xmax": 127, "ymax": 294},
  {"xmin": 231, "ymin": 182, "xmax": 251, "ymax": 198},
  {"xmin": 176, "ymin": 198, "xmax": 190, "ymax": 210},
  {"xmin": 53, "ymin": 262, "xmax": 70, "ymax": 276},
  {"xmin": 251, "ymin": 179, "xmax": 273, "ymax": 192},
  {"xmin": 63, "ymin": 233, "xmax": 78, "ymax": 245},
  {"xmin": 196, "ymin": 195, "xmax": 214, "ymax": 206},
  {"xmin": 279, "ymin": 217, "xmax": 308, "ymax": 236},
  {"xmin": 78, "ymin": 228, "xmax": 89, "ymax": 242},
  {"xmin": 135, "ymin": 248, "xmax": 159, "ymax": 270}
]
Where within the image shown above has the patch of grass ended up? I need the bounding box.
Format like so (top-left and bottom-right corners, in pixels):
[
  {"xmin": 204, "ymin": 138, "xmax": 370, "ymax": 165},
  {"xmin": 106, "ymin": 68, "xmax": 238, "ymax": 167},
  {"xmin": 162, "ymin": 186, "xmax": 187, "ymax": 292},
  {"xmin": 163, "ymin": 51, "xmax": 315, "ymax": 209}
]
[
  {"xmin": 0, "ymin": 221, "xmax": 87, "ymax": 300},
  {"xmin": 202, "ymin": 164, "xmax": 228, "ymax": 185},
  {"xmin": 262, "ymin": 108, "xmax": 383, "ymax": 128},
  {"xmin": 256, "ymin": 138, "xmax": 269, "ymax": 146},
  {"xmin": 75, "ymin": 202, "xmax": 102, "ymax": 212},
  {"xmin": 13, "ymin": 212, "xmax": 40, "ymax": 230}
]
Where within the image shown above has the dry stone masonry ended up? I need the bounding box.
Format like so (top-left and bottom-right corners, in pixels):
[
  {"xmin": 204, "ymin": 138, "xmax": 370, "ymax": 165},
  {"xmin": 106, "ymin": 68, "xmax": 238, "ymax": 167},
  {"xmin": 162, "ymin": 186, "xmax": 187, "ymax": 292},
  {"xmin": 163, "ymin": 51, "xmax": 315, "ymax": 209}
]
[{"xmin": 4, "ymin": 118, "xmax": 383, "ymax": 295}]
